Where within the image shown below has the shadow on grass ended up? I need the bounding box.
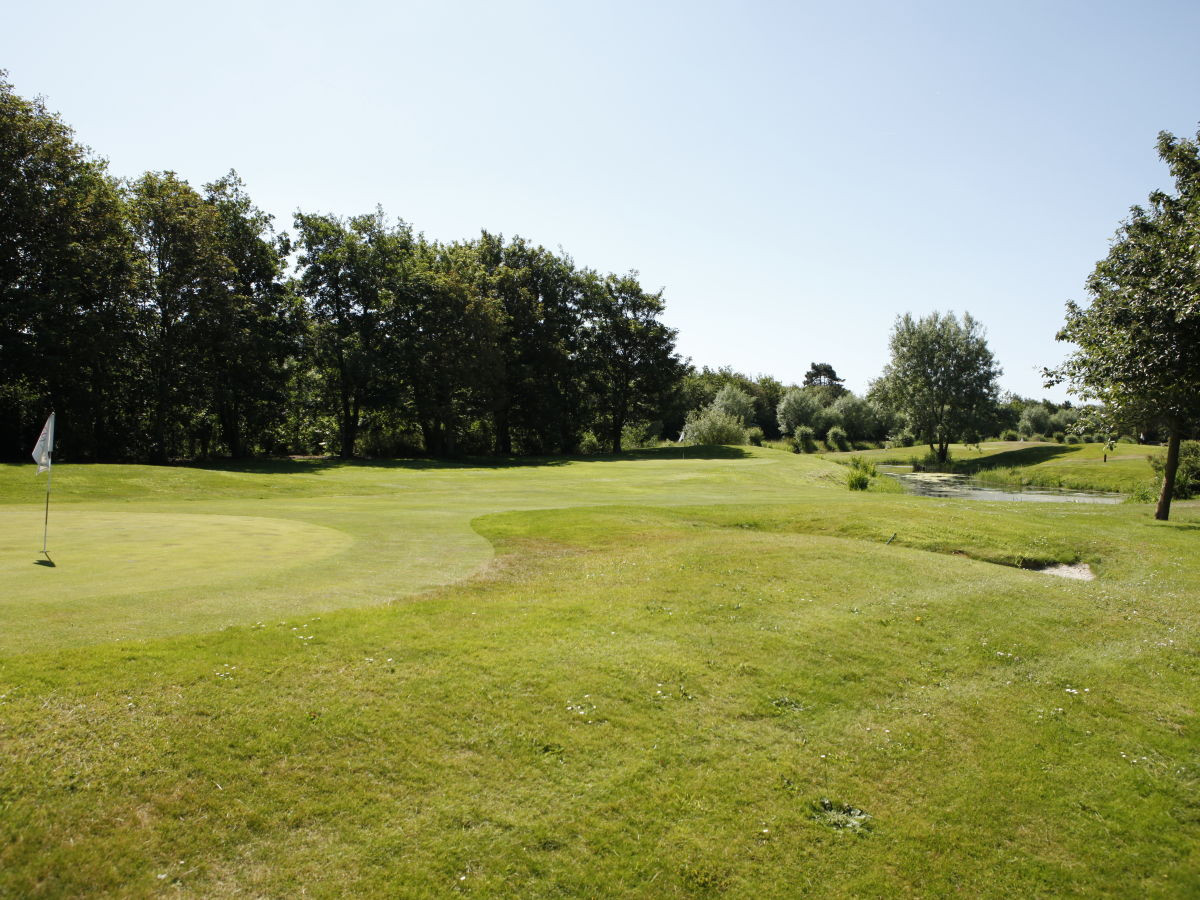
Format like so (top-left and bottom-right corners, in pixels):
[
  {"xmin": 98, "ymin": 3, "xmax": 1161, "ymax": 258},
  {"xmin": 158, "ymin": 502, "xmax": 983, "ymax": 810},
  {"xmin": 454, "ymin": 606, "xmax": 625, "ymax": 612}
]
[
  {"xmin": 951, "ymin": 445, "xmax": 1075, "ymax": 475},
  {"xmin": 177, "ymin": 444, "xmax": 752, "ymax": 476}
]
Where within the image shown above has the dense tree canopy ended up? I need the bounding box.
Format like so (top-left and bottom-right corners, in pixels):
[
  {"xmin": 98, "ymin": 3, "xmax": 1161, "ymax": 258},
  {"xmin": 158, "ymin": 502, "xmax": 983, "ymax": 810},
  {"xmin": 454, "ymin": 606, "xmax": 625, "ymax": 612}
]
[
  {"xmin": 1050, "ymin": 129, "xmax": 1200, "ymax": 519},
  {"xmin": 0, "ymin": 77, "xmax": 686, "ymax": 462},
  {"xmin": 870, "ymin": 311, "xmax": 1002, "ymax": 463}
]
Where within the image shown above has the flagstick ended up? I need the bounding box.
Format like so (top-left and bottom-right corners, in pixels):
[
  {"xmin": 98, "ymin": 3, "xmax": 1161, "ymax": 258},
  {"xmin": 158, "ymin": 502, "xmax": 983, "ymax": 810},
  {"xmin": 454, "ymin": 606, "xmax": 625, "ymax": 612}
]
[{"xmin": 41, "ymin": 463, "xmax": 52, "ymax": 556}]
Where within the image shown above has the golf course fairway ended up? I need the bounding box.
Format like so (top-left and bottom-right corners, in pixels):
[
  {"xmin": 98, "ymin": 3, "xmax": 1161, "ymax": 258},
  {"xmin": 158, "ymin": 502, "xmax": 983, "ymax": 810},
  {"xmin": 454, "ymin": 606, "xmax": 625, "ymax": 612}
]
[{"xmin": 1, "ymin": 448, "xmax": 1198, "ymax": 897}]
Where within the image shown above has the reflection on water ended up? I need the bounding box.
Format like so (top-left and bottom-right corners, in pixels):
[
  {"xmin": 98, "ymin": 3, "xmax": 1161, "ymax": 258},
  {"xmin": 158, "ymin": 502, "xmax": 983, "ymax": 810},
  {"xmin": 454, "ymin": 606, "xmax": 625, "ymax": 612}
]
[{"xmin": 879, "ymin": 467, "xmax": 1122, "ymax": 504}]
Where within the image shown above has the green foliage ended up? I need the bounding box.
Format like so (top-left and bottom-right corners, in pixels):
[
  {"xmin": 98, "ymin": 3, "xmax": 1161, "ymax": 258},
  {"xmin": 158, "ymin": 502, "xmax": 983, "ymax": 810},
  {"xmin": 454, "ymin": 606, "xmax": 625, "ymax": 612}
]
[
  {"xmin": 1065, "ymin": 434, "xmax": 1081, "ymax": 445},
  {"xmin": 871, "ymin": 311, "xmax": 1001, "ymax": 464},
  {"xmin": 746, "ymin": 425, "xmax": 764, "ymax": 446},
  {"xmin": 1050, "ymin": 128, "xmax": 1200, "ymax": 519},
  {"xmin": 681, "ymin": 407, "xmax": 748, "ymax": 445},
  {"xmin": 1001, "ymin": 429, "xmax": 1019, "ymax": 441},
  {"xmin": 1150, "ymin": 440, "xmax": 1200, "ymax": 498},
  {"xmin": 776, "ymin": 387, "xmax": 822, "ymax": 436},
  {"xmin": 710, "ymin": 385, "xmax": 756, "ymax": 426},
  {"xmin": 578, "ymin": 431, "xmax": 604, "ymax": 455},
  {"xmin": 826, "ymin": 424, "xmax": 850, "ymax": 452},
  {"xmin": 830, "ymin": 393, "xmax": 878, "ymax": 442},
  {"xmin": 791, "ymin": 425, "xmax": 817, "ymax": 453},
  {"xmin": 1052, "ymin": 431, "xmax": 1065, "ymax": 444},
  {"xmin": 846, "ymin": 469, "xmax": 870, "ymax": 490},
  {"xmin": 847, "ymin": 456, "xmax": 878, "ymax": 477},
  {"xmin": 0, "ymin": 72, "xmax": 138, "ymax": 460},
  {"xmin": 888, "ymin": 430, "xmax": 916, "ymax": 448}
]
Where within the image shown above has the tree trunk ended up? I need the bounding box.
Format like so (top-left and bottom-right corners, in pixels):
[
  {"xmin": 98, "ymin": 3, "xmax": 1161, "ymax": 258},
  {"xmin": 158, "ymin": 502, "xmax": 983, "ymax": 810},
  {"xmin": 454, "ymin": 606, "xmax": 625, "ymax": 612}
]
[
  {"xmin": 340, "ymin": 396, "xmax": 359, "ymax": 458},
  {"xmin": 493, "ymin": 406, "xmax": 512, "ymax": 455},
  {"xmin": 1155, "ymin": 430, "xmax": 1181, "ymax": 521}
]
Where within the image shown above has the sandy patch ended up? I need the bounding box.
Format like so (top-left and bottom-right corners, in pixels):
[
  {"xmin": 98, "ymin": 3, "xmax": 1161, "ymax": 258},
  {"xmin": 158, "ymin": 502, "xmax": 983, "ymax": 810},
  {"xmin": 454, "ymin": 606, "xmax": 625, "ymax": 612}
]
[{"xmin": 1038, "ymin": 562, "xmax": 1095, "ymax": 581}]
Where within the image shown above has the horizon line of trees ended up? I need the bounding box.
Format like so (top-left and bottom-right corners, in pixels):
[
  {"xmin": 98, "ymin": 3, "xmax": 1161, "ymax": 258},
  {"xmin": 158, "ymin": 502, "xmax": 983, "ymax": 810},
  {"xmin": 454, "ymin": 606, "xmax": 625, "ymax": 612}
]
[{"xmin": 1, "ymin": 74, "xmax": 684, "ymax": 462}]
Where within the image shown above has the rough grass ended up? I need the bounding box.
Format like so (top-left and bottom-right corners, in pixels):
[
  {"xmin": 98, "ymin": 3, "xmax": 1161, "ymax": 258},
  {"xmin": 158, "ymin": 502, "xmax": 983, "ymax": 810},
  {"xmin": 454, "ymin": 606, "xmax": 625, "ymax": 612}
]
[{"xmin": 1, "ymin": 449, "xmax": 1199, "ymax": 897}]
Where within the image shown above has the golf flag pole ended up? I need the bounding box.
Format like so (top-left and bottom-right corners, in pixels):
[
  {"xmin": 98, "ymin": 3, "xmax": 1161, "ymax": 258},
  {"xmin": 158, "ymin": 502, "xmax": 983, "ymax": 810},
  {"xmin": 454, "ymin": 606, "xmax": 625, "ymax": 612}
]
[{"xmin": 32, "ymin": 412, "xmax": 55, "ymax": 555}]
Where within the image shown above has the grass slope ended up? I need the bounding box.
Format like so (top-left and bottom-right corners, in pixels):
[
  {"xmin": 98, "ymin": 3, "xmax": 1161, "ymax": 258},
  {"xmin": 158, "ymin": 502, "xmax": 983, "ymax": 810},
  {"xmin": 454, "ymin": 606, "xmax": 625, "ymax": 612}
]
[
  {"xmin": 823, "ymin": 440, "xmax": 1162, "ymax": 494},
  {"xmin": 1, "ymin": 449, "xmax": 1198, "ymax": 897}
]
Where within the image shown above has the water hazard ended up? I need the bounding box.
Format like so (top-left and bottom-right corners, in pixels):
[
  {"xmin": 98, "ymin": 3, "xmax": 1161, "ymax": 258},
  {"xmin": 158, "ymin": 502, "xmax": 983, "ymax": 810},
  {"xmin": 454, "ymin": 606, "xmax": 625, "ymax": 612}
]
[{"xmin": 880, "ymin": 467, "xmax": 1122, "ymax": 504}]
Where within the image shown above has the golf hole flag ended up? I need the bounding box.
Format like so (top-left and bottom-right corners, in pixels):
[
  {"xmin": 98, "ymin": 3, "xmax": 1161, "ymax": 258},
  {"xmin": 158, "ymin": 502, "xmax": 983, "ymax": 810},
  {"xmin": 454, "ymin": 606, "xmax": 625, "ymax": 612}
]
[
  {"xmin": 33, "ymin": 412, "xmax": 55, "ymax": 473},
  {"xmin": 33, "ymin": 412, "xmax": 55, "ymax": 555}
]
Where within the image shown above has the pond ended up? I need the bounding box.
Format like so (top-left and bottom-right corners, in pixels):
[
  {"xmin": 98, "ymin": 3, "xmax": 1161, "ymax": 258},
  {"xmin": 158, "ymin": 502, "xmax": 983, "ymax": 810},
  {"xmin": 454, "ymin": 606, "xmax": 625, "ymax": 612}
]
[{"xmin": 879, "ymin": 467, "xmax": 1123, "ymax": 504}]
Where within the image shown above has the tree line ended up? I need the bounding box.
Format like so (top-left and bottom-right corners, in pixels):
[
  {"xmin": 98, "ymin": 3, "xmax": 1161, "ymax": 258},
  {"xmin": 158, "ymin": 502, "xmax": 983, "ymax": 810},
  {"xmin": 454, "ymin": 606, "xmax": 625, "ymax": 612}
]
[
  {"xmin": 0, "ymin": 75, "xmax": 683, "ymax": 461},
  {"xmin": 5, "ymin": 72, "xmax": 1196, "ymax": 517}
]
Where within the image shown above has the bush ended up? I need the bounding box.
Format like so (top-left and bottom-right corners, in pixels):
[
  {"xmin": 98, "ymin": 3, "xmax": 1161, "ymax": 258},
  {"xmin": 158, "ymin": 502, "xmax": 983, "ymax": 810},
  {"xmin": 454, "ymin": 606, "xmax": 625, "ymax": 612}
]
[
  {"xmin": 1065, "ymin": 433, "xmax": 1082, "ymax": 445},
  {"xmin": 1001, "ymin": 429, "xmax": 1019, "ymax": 441},
  {"xmin": 681, "ymin": 407, "xmax": 748, "ymax": 446},
  {"xmin": 746, "ymin": 426, "xmax": 764, "ymax": 446},
  {"xmin": 711, "ymin": 385, "xmax": 756, "ymax": 426},
  {"xmin": 621, "ymin": 420, "xmax": 660, "ymax": 450},
  {"xmin": 847, "ymin": 456, "xmax": 877, "ymax": 477},
  {"xmin": 887, "ymin": 430, "xmax": 915, "ymax": 448},
  {"xmin": 827, "ymin": 425, "xmax": 850, "ymax": 452},
  {"xmin": 1053, "ymin": 431, "xmax": 1065, "ymax": 444},
  {"xmin": 1150, "ymin": 440, "xmax": 1200, "ymax": 499},
  {"xmin": 791, "ymin": 425, "xmax": 817, "ymax": 453},
  {"xmin": 578, "ymin": 431, "xmax": 603, "ymax": 455},
  {"xmin": 846, "ymin": 469, "xmax": 870, "ymax": 491}
]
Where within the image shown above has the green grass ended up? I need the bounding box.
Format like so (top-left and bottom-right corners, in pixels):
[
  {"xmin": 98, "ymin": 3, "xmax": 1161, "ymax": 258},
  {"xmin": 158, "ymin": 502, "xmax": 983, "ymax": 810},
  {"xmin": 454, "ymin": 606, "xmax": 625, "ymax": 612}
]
[
  {"xmin": 823, "ymin": 440, "xmax": 1163, "ymax": 494},
  {"xmin": 2, "ymin": 448, "xmax": 1199, "ymax": 896}
]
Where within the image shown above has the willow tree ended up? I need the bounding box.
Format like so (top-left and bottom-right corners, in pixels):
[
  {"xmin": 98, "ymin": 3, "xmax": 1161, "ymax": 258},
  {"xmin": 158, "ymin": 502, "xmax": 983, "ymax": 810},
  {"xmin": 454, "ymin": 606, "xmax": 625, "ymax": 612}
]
[
  {"xmin": 1049, "ymin": 130, "xmax": 1200, "ymax": 521},
  {"xmin": 871, "ymin": 311, "xmax": 1001, "ymax": 464}
]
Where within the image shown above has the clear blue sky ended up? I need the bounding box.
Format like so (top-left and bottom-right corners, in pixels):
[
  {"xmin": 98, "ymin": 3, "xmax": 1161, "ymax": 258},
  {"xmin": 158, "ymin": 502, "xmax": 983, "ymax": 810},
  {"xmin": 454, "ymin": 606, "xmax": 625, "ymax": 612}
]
[{"xmin": 5, "ymin": 0, "xmax": 1199, "ymax": 400}]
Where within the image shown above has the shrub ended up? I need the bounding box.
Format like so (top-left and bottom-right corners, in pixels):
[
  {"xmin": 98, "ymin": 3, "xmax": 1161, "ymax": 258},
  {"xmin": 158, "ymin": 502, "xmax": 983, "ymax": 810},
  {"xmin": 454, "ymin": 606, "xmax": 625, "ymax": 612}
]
[
  {"xmin": 847, "ymin": 456, "xmax": 878, "ymax": 477},
  {"xmin": 1052, "ymin": 431, "xmax": 1065, "ymax": 444},
  {"xmin": 827, "ymin": 425, "xmax": 850, "ymax": 452},
  {"xmin": 711, "ymin": 385, "xmax": 756, "ymax": 426},
  {"xmin": 621, "ymin": 420, "xmax": 660, "ymax": 450},
  {"xmin": 791, "ymin": 425, "xmax": 817, "ymax": 453},
  {"xmin": 846, "ymin": 469, "xmax": 870, "ymax": 490},
  {"xmin": 1150, "ymin": 440, "xmax": 1200, "ymax": 499},
  {"xmin": 1065, "ymin": 433, "xmax": 1082, "ymax": 445},
  {"xmin": 777, "ymin": 388, "xmax": 821, "ymax": 436},
  {"xmin": 681, "ymin": 407, "xmax": 748, "ymax": 445},
  {"xmin": 746, "ymin": 426, "xmax": 764, "ymax": 446},
  {"xmin": 1001, "ymin": 429, "xmax": 1019, "ymax": 441},
  {"xmin": 578, "ymin": 431, "xmax": 603, "ymax": 455}
]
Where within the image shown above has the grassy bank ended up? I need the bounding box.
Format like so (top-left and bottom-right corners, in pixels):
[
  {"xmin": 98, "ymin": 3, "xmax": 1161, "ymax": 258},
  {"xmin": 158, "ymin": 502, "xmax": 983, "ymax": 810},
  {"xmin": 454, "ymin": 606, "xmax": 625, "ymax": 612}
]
[
  {"xmin": 2, "ymin": 449, "xmax": 1198, "ymax": 896},
  {"xmin": 822, "ymin": 440, "xmax": 1162, "ymax": 495}
]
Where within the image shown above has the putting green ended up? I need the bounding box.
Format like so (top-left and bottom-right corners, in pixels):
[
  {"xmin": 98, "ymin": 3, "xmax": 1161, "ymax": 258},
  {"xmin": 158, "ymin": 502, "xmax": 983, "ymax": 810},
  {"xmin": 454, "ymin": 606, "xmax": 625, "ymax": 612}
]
[
  {"xmin": 0, "ymin": 509, "xmax": 352, "ymax": 604},
  {"xmin": 0, "ymin": 449, "xmax": 832, "ymax": 652}
]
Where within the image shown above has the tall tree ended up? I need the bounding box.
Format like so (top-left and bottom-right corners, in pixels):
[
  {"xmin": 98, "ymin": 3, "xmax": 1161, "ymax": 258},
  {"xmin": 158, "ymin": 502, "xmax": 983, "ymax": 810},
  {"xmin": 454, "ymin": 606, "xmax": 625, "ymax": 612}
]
[
  {"xmin": 0, "ymin": 72, "xmax": 137, "ymax": 460},
  {"xmin": 388, "ymin": 239, "xmax": 503, "ymax": 457},
  {"xmin": 871, "ymin": 311, "xmax": 1001, "ymax": 463},
  {"xmin": 582, "ymin": 272, "xmax": 684, "ymax": 453},
  {"xmin": 294, "ymin": 209, "xmax": 413, "ymax": 458},
  {"xmin": 476, "ymin": 234, "xmax": 583, "ymax": 455},
  {"xmin": 1049, "ymin": 129, "xmax": 1200, "ymax": 520},
  {"xmin": 127, "ymin": 171, "xmax": 233, "ymax": 462},
  {"xmin": 202, "ymin": 173, "xmax": 304, "ymax": 457}
]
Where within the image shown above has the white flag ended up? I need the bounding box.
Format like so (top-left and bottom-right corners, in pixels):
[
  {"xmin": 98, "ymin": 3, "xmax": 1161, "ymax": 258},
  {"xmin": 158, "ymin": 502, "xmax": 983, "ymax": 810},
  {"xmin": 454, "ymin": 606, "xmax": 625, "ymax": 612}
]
[{"xmin": 32, "ymin": 412, "xmax": 55, "ymax": 474}]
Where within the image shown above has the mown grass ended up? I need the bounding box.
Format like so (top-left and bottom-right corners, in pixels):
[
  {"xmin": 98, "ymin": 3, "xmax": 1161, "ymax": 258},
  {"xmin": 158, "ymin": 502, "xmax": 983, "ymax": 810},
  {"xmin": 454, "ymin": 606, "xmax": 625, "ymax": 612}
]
[
  {"xmin": 1, "ymin": 449, "xmax": 1198, "ymax": 896},
  {"xmin": 823, "ymin": 441, "xmax": 1162, "ymax": 494}
]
